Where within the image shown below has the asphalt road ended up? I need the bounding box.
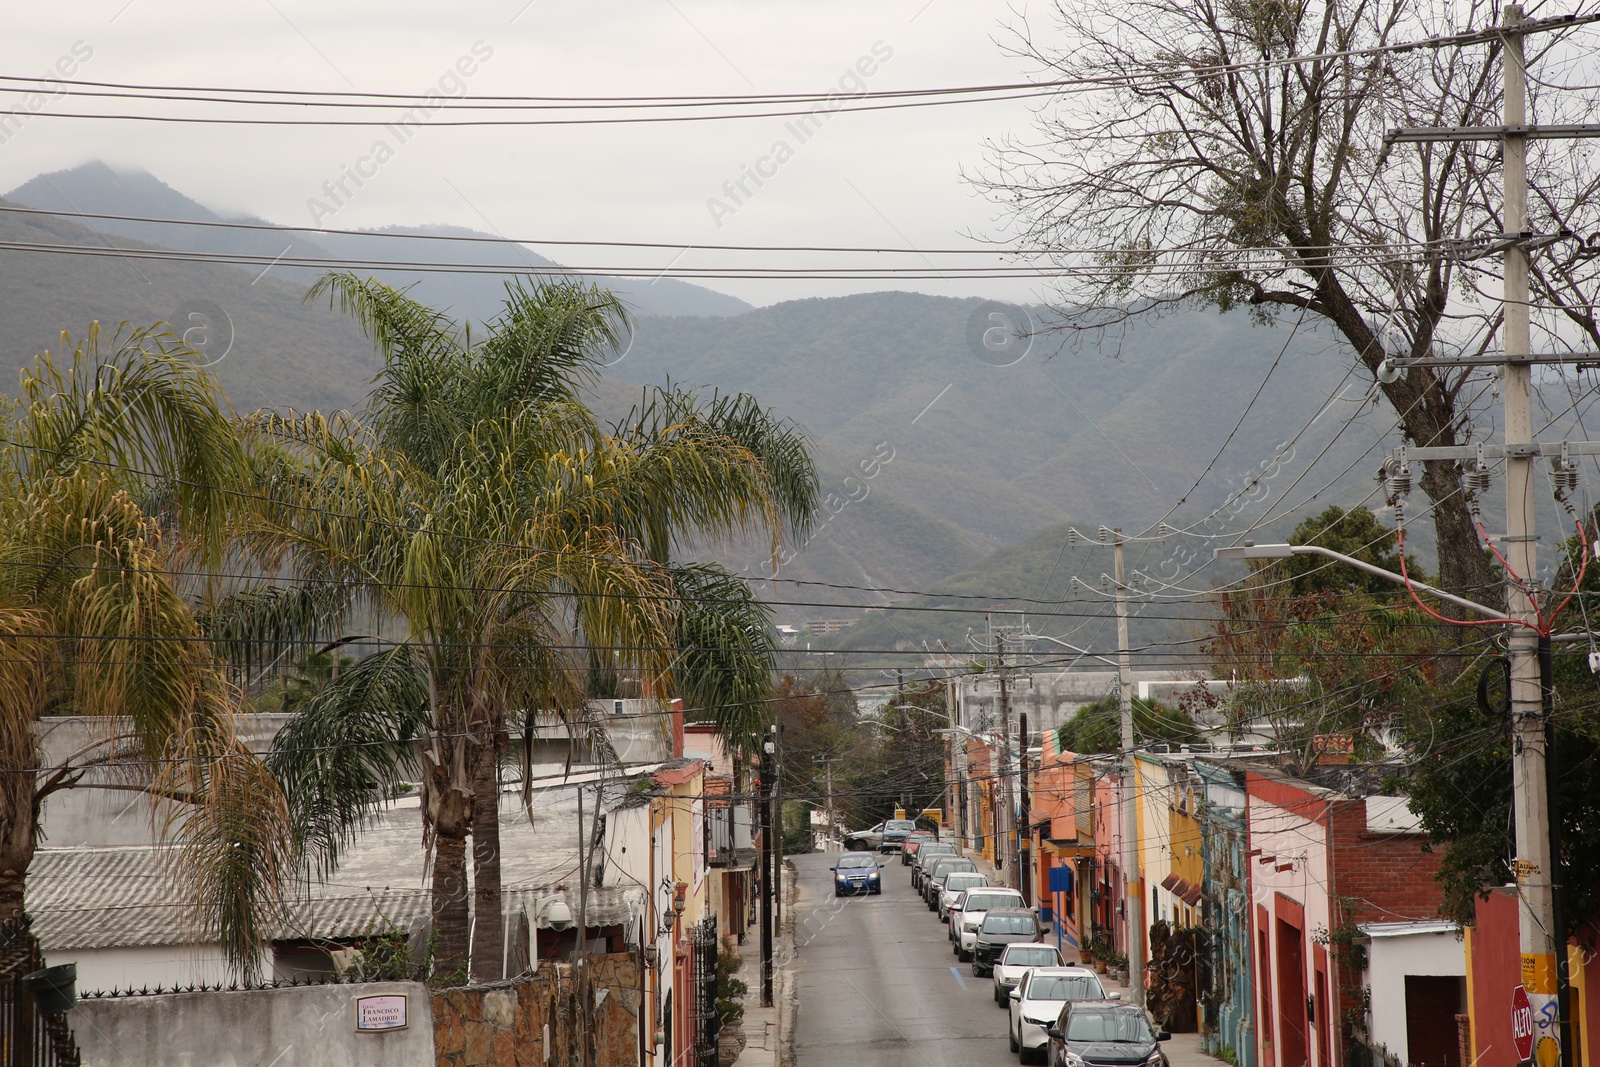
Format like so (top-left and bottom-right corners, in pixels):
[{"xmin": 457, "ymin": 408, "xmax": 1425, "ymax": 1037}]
[{"xmin": 791, "ymin": 850, "xmax": 1024, "ymax": 1067}]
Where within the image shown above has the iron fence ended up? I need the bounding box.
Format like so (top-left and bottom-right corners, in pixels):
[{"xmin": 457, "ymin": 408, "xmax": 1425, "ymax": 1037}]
[
  {"xmin": 690, "ymin": 916, "xmax": 720, "ymax": 1067},
  {"xmin": 0, "ymin": 918, "xmax": 80, "ymax": 1067}
]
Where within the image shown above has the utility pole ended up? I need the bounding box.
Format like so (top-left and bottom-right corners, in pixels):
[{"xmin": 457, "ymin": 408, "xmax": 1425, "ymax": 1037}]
[
  {"xmin": 1113, "ymin": 528, "xmax": 1144, "ymax": 1005},
  {"xmin": 759, "ymin": 726, "xmax": 775, "ymax": 1007},
  {"xmin": 1501, "ymin": 12, "xmax": 1561, "ymax": 1063},
  {"xmin": 1018, "ymin": 710, "xmax": 1031, "ymax": 906},
  {"xmin": 813, "ymin": 755, "xmax": 841, "ymax": 847},
  {"xmin": 997, "ymin": 635, "xmax": 1017, "ymax": 889},
  {"xmin": 1373, "ymin": 13, "xmax": 1600, "ymax": 1063}
]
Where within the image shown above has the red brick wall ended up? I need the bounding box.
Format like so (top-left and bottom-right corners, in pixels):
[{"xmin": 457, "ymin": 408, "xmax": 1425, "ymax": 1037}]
[{"xmin": 1326, "ymin": 799, "xmax": 1447, "ymax": 1061}]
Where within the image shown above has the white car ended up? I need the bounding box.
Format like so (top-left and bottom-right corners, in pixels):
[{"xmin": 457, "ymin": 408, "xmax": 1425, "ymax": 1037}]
[
  {"xmin": 992, "ymin": 941, "xmax": 1064, "ymax": 1004},
  {"xmin": 1008, "ymin": 967, "xmax": 1115, "ymax": 1064},
  {"xmin": 939, "ymin": 872, "xmax": 989, "ymax": 921},
  {"xmin": 951, "ymin": 887, "xmax": 1026, "ymax": 962}
]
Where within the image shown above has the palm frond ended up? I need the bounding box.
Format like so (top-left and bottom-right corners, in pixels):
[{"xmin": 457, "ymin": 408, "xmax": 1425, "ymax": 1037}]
[
  {"xmin": 13, "ymin": 323, "xmax": 250, "ymax": 559},
  {"xmin": 472, "ymin": 279, "xmax": 630, "ymax": 413},
  {"xmin": 306, "ymin": 272, "xmax": 471, "ymax": 471},
  {"xmin": 668, "ymin": 563, "xmax": 776, "ymax": 758},
  {"xmin": 196, "ymin": 582, "xmax": 357, "ymax": 684},
  {"xmin": 267, "ymin": 645, "xmax": 430, "ymax": 880}
]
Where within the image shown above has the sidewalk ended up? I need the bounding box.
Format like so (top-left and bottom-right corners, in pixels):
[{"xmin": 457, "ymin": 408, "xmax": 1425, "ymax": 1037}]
[
  {"xmin": 729, "ymin": 859, "xmax": 796, "ymax": 1067},
  {"xmin": 1095, "ymin": 961, "xmax": 1227, "ymax": 1067}
]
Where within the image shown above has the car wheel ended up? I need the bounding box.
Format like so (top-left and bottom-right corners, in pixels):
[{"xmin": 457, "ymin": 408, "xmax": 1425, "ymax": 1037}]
[
  {"xmin": 1009, "ymin": 1025, "xmax": 1019, "ymax": 1053},
  {"xmin": 958, "ymin": 947, "xmax": 971, "ymax": 962},
  {"xmin": 993, "ymin": 986, "xmax": 1002, "ymax": 1006}
]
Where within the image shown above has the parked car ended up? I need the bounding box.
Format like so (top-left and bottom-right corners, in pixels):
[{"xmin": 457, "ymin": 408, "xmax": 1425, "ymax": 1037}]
[
  {"xmin": 991, "ymin": 942, "xmax": 1064, "ymax": 1004},
  {"xmin": 900, "ymin": 830, "xmax": 938, "ymax": 866},
  {"xmin": 879, "ymin": 818, "xmax": 919, "ymax": 853},
  {"xmin": 843, "ymin": 822, "xmax": 887, "ymax": 851},
  {"xmin": 1008, "ymin": 967, "xmax": 1113, "ymax": 1064},
  {"xmin": 1045, "ymin": 1001, "xmax": 1170, "ymax": 1067},
  {"xmin": 972, "ymin": 907, "xmax": 1044, "ymax": 976},
  {"xmin": 952, "ymin": 888, "xmax": 1026, "ymax": 961},
  {"xmin": 829, "ymin": 851, "xmax": 884, "ymax": 897},
  {"xmin": 939, "ymin": 871, "xmax": 988, "ymax": 921},
  {"xmin": 923, "ymin": 856, "xmax": 976, "ymax": 908},
  {"xmin": 911, "ymin": 843, "xmax": 956, "ymax": 891}
]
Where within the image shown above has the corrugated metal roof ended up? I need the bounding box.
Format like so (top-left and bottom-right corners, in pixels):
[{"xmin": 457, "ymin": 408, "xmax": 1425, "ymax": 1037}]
[{"xmin": 28, "ymin": 777, "xmax": 647, "ymax": 952}]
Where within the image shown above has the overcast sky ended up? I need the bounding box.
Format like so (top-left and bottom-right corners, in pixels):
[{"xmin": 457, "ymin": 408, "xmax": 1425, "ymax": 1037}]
[{"xmin": 2, "ymin": 1, "xmax": 1052, "ymax": 306}]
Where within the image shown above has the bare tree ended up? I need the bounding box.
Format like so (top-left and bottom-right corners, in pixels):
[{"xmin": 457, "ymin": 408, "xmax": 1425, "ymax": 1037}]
[{"xmin": 976, "ymin": 0, "xmax": 1600, "ymax": 603}]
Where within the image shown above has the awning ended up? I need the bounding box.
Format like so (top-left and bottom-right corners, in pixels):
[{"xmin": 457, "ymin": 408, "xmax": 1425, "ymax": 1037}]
[{"xmin": 1160, "ymin": 873, "xmax": 1203, "ymax": 907}]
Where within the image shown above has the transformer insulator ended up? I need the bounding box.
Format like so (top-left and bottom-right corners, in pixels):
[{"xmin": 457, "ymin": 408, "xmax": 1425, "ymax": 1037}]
[
  {"xmin": 1552, "ymin": 459, "xmax": 1580, "ymax": 497},
  {"xmin": 1388, "ymin": 465, "xmax": 1413, "ymax": 498},
  {"xmin": 1463, "ymin": 466, "xmax": 1492, "ymax": 496}
]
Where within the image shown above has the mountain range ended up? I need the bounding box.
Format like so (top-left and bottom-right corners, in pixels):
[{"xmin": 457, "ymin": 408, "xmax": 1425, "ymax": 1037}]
[{"xmin": 7, "ymin": 160, "xmax": 1584, "ymax": 658}]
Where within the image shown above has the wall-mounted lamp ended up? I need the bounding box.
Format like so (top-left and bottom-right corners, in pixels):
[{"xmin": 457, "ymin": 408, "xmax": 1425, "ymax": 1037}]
[{"xmin": 543, "ymin": 898, "xmax": 574, "ymax": 932}]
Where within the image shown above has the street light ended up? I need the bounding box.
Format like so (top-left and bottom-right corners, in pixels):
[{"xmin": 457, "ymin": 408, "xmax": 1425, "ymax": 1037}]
[{"xmin": 1213, "ymin": 542, "xmax": 1501, "ymax": 617}]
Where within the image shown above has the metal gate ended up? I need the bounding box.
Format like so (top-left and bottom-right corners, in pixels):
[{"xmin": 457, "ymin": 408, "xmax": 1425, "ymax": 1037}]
[
  {"xmin": 689, "ymin": 916, "xmax": 720, "ymax": 1067},
  {"xmin": 0, "ymin": 917, "xmax": 81, "ymax": 1067}
]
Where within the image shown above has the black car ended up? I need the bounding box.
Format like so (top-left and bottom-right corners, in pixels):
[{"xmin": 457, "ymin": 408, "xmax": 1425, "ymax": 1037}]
[
  {"xmin": 1046, "ymin": 1001, "xmax": 1171, "ymax": 1067},
  {"xmin": 911, "ymin": 844, "xmax": 956, "ymax": 891},
  {"xmin": 971, "ymin": 907, "xmax": 1044, "ymax": 976},
  {"xmin": 924, "ymin": 857, "xmax": 977, "ymax": 910}
]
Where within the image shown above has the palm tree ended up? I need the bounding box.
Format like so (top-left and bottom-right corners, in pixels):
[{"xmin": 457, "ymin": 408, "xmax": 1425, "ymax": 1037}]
[
  {"xmin": 0, "ymin": 324, "xmax": 294, "ymax": 981},
  {"xmin": 243, "ymin": 275, "xmax": 816, "ymax": 980}
]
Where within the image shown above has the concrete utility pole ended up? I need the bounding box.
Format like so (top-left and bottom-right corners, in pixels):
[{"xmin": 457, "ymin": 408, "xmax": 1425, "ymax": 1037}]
[
  {"xmin": 1501, "ymin": 13, "xmax": 1561, "ymax": 1063},
  {"xmin": 997, "ymin": 635, "xmax": 1017, "ymax": 889},
  {"xmin": 759, "ymin": 726, "xmax": 775, "ymax": 1007},
  {"xmin": 1113, "ymin": 528, "xmax": 1144, "ymax": 1005}
]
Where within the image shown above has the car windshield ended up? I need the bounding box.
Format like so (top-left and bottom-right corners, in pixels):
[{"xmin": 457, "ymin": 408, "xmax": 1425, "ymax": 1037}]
[
  {"xmin": 964, "ymin": 893, "xmax": 1022, "ymax": 912},
  {"xmin": 837, "ymin": 854, "xmax": 876, "ymax": 869},
  {"xmin": 919, "ymin": 847, "xmax": 955, "ymax": 862},
  {"xmin": 981, "ymin": 914, "xmax": 1036, "ymax": 934},
  {"xmin": 945, "ymin": 874, "xmax": 986, "ymax": 892},
  {"xmin": 886, "ymin": 819, "xmax": 917, "ymax": 832},
  {"xmin": 1029, "ymin": 975, "xmax": 1104, "ymax": 1001},
  {"xmin": 936, "ymin": 861, "xmax": 975, "ymax": 878},
  {"xmin": 1004, "ymin": 947, "xmax": 1061, "ymax": 967},
  {"xmin": 1066, "ymin": 1011, "xmax": 1155, "ymax": 1043}
]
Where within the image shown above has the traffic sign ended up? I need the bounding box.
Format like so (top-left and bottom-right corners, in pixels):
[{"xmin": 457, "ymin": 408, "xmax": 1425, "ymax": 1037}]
[{"xmin": 1512, "ymin": 985, "xmax": 1535, "ymax": 1062}]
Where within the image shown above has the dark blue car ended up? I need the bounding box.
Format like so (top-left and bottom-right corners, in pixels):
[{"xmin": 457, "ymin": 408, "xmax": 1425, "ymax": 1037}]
[{"xmin": 831, "ymin": 851, "xmax": 884, "ymax": 896}]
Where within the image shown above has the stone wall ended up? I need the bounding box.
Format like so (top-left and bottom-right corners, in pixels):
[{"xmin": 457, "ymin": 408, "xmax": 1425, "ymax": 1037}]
[{"xmin": 431, "ymin": 954, "xmax": 642, "ymax": 1067}]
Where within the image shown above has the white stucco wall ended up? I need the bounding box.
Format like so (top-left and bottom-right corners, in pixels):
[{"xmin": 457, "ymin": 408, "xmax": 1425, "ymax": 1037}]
[
  {"xmin": 1363, "ymin": 924, "xmax": 1465, "ymax": 1065},
  {"xmin": 1138, "ymin": 757, "xmax": 1174, "ymax": 927},
  {"xmin": 1247, "ymin": 791, "xmax": 1332, "ymax": 1067},
  {"xmin": 72, "ymin": 980, "xmax": 432, "ymax": 1067}
]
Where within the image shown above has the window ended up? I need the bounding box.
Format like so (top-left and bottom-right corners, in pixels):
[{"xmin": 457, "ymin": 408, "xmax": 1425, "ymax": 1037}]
[
  {"xmin": 1066, "ymin": 1011, "xmax": 1155, "ymax": 1043},
  {"xmin": 1029, "ymin": 975, "xmax": 1105, "ymax": 1002}
]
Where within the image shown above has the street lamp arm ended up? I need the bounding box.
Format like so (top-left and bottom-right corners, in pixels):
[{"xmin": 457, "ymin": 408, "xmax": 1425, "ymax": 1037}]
[
  {"xmin": 1214, "ymin": 543, "xmax": 1502, "ymax": 618},
  {"xmin": 1013, "ymin": 632, "xmax": 1121, "ymax": 669}
]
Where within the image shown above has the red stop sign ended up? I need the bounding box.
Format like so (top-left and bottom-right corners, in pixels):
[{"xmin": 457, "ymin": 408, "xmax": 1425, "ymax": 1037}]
[{"xmin": 1512, "ymin": 985, "xmax": 1535, "ymax": 1062}]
